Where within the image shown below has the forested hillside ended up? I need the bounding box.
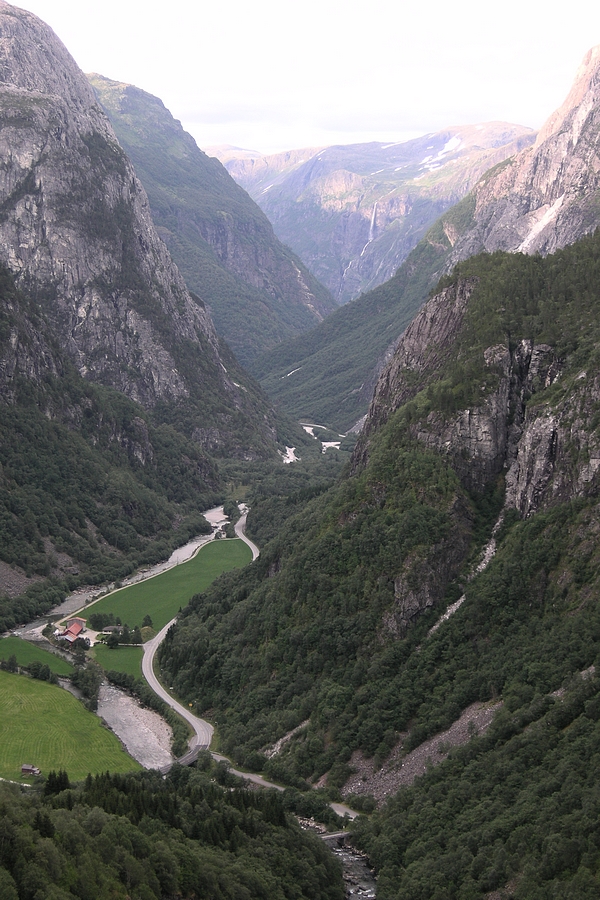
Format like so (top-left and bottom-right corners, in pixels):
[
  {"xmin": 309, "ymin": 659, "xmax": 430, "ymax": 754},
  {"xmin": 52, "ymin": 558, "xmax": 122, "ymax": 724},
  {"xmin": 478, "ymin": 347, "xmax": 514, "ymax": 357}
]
[
  {"xmin": 353, "ymin": 670, "xmax": 600, "ymax": 898},
  {"xmin": 89, "ymin": 76, "xmax": 336, "ymax": 368},
  {"xmin": 0, "ymin": 764, "xmax": 343, "ymax": 900},
  {"xmin": 159, "ymin": 231, "xmax": 600, "ymax": 895},
  {"xmin": 0, "ymin": 265, "xmax": 219, "ymax": 630}
]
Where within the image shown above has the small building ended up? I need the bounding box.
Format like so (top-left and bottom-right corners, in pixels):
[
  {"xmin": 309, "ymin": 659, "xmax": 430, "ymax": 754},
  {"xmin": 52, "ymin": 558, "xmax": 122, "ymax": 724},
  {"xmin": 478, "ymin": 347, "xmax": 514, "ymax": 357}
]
[
  {"xmin": 21, "ymin": 764, "xmax": 40, "ymax": 776},
  {"xmin": 58, "ymin": 619, "xmax": 85, "ymax": 643}
]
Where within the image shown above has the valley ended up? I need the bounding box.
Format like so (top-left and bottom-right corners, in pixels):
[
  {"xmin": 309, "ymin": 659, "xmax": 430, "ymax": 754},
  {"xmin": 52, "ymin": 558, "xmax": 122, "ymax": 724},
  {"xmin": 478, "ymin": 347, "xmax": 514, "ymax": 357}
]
[
  {"xmin": 0, "ymin": 517, "xmax": 255, "ymax": 781},
  {"xmin": 2, "ymin": 2, "xmax": 600, "ymax": 898},
  {"xmin": 217, "ymin": 123, "xmax": 534, "ymax": 305}
]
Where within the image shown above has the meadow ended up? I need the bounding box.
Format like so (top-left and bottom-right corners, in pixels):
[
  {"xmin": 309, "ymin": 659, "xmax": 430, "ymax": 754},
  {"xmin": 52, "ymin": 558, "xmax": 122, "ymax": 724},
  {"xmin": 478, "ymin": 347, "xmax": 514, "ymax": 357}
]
[
  {"xmin": 83, "ymin": 539, "xmax": 252, "ymax": 631},
  {"xmin": 0, "ymin": 670, "xmax": 141, "ymax": 781},
  {"xmin": 93, "ymin": 644, "xmax": 143, "ymax": 677},
  {"xmin": 0, "ymin": 636, "xmax": 74, "ymax": 675}
]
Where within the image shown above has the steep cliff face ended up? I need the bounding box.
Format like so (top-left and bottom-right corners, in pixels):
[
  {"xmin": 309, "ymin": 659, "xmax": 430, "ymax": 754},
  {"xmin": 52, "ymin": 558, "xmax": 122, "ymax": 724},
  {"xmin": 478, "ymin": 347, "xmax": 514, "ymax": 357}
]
[
  {"xmin": 445, "ymin": 45, "xmax": 600, "ymax": 266},
  {"xmin": 0, "ymin": 2, "xmax": 278, "ymax": 457},
  {"xmin": 359, "ymin": 280, "xmax": 599, "ymax": 514},
  {"xmin": 353, "ymin": 236, "xmax": 600, "ymax": 631},
  {"xmin": 221, "ymin": 124, "xmax": 535, "ymax": 304},
  {"xmin": 89, "ymin": 76, "xmax": 336, "ymax": 367},
  {"xmin": 0, "ymin": 268, "xmax": 62, "ymax": 403}
]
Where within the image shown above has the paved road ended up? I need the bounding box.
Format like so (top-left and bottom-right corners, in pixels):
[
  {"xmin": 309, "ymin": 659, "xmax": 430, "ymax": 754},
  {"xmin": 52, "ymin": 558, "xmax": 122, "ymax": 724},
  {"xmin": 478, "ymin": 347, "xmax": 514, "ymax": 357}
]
[
  {"xmin": 141, "ymin": 618, "xmax": 214, "ymax": 758},
  {"xmin": 141, "ymin": 513, "xmax": 358, "ymax": 817},
  {"xmin": 235, "ymin": 509, "xmax": 259, "ymax": 560},
  {"xmin": 141, "ymin": 511, "xmax": 275, "ymax": 780}
]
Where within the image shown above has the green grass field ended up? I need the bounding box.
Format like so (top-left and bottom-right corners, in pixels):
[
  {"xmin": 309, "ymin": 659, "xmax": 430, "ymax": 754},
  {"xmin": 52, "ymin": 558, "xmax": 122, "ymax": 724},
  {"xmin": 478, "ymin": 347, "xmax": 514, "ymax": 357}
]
[
  {"xmin": 0, "ymin": 637, "xmax": 74, "ymax": 675},
  {"xmin": 0, "ymin": 670, "xmax": 142, "ymax": 782},
  {"xmin": 93, "ymin": 644, "xmax": 143, "ymax": 677},
  {"xmin": 83, "ymin": 539, "xmax": 252, "ymax": 631}
]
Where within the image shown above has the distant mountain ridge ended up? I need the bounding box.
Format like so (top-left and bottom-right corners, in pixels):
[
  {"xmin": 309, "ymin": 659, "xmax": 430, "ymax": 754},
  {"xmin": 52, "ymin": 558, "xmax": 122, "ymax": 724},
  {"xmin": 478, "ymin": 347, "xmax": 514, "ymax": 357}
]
[
  {"xmin": 217, "ymin": 123, "xmax": 535, "ymax": 304},
  {"xmin": 253, "ymin": 45, "xmax": 600, "ymax": 432},
  {"xmin": 89, "ymin": 76, "xmax": 336, "ymax": 367}
]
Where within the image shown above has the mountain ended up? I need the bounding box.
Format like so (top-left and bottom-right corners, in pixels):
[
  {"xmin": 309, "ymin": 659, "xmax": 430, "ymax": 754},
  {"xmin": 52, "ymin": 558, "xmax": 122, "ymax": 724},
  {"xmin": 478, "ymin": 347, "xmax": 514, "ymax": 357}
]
[
  {"xmin": 217, "ymin": 124, "xmax": 534, "ymax": 304},
  {"xmin": 0, "ymin": 263, "xmax": 221, "ymax": 631},
  {"xmin": 253, "ymin": 45, "xmax": 600, "ymax": 432},
  {"xmin": 0, "ymin": 1, "xmax": 283, "ymax": 457},
  {"xmin": 0, "ymin": 1, "xmax": 315, "ymax": 621},
  {"xmin": 88, "ymin": 76, "xmax": 336, "ymax": 368},
  {"xmin": 160, "ymin": 229, "xmax": 600, "ymax": 895},
  {"xmin": 444, "ymin": 44, "xmax": 600, "ymax": 264}
]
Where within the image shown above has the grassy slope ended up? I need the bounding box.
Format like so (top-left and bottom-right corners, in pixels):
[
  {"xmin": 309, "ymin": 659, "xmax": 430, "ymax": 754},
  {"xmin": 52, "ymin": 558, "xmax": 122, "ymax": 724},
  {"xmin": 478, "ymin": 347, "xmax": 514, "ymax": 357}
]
[
  {"xmin": 85, "ymin": 539, "xmax": 252, "ymax": 632},
  {"xmin": 0, "ymin": 670, "xmax": 141, "ymax": 780},
  {"xmin": 0, "ymin": 637, "xmax": 73, "ymax": 675},
  {"xmin": 250, "ymin": 198, "xmax": 474, "ymax": 431}
]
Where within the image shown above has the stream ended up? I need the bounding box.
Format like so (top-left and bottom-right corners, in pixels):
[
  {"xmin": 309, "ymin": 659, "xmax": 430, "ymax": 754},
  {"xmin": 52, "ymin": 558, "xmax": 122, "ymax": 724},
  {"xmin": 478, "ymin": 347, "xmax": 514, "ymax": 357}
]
[{"xmin": 321, "ymin": 834, "xmax": 376, "ymax": 898}]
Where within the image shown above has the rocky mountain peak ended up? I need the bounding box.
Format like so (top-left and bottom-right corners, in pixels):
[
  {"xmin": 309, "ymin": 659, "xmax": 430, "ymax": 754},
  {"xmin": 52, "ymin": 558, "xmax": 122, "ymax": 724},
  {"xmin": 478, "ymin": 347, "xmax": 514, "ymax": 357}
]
[
  {"xmin": 443, "ymin": 45, "xmax": 600, "ymax": 264},
  {"xmin": 534, "ymin": 44, "xmax": 600, "ymax": 149},
  {"xmin": 0, "ymin": 3, "xmax": 216, "ymax": 399},
  {"xmin": 0, "ymin": 2, "xmax": 98, "ymax": 112},
  {"xmin": 0, "ymin": 1, "xmax": 278, "ymax": 457}
]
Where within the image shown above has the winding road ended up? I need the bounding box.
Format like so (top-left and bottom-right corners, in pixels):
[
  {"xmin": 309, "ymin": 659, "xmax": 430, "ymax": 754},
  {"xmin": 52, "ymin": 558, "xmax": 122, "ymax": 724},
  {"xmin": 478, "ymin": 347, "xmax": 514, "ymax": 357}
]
[
  {"xmin": 141, "ymin": 509, "xmax": 357, "ymax": 814},
  {"xmin": 141, "ymin": 510, "xmax": 283, "ymax": 788}
]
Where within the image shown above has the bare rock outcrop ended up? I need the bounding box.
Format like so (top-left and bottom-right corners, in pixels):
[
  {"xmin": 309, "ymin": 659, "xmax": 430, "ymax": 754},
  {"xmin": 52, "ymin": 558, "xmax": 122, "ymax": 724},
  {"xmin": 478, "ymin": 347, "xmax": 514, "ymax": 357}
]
[
  {"xmin": 447, "ymin": 45, "xmax": 600, "ymax": 266},
  {"xmin": 354, "ymin": 268, "xmax": 600, "ymax": 632},
  {"xmin": 0, "ymin": 2, "xmax": 250, "ymax": 426},
  {"xmin": 357, "ymin": 278, "xmax": 477, "ymax": 449},
  {"xmin": 505, "ymin": 370, "xmax": 600, "ymax": 517}
]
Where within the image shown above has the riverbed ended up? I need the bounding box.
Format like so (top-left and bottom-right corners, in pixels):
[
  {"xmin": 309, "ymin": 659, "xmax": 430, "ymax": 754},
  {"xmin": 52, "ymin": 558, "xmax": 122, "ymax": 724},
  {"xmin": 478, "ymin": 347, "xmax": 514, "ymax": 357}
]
[
  {"xmin": 320, "ymin": 833, "xmax": 376, "ymax": 898},
  {"xmin": 97, "ymin": 683, "xmax": 174, "ymax": 770}
]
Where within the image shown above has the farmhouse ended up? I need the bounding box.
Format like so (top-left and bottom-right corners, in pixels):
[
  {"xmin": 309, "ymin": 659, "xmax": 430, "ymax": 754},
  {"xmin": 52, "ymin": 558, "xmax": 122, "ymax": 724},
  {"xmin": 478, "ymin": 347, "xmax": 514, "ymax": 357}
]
[
  {"xmin": 21, "ymin": 764, "xmax": 40, "ymax": 776},
  {"xmin": 57, "ymin": 617, "xmax": 87, "ymax": 643}
]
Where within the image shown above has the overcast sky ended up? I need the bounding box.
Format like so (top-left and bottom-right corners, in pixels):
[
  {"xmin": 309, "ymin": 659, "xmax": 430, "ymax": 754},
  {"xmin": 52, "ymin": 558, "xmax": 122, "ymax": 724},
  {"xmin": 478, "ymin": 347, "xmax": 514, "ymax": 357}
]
[{"xmin": 13, "ymin": 0, "xmax": 600, "ymax": 155}]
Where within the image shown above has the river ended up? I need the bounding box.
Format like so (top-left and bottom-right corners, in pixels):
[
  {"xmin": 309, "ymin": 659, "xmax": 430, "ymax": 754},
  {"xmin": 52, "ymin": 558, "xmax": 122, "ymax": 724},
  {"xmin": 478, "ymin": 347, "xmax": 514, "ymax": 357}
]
[{"xmin": 49, "ymin": 505, "xmax": 376, "ymax": 894}]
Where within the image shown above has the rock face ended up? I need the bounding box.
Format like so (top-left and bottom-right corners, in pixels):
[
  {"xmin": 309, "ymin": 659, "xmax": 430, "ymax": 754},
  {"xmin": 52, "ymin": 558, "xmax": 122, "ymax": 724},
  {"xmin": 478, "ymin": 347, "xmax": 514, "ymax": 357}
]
[
  {"xmin": 0, "ymin": 2, "xmax": 275, "ymax": 455},
  {"xmin": 354, "ymin": 247, "xmax": 600, "ymax": 631},
  {"xmin": 219, "ymin": 124, "xmax": 535, "ymax": 304},
  {"xmin": 89, "ymin": 76, "xmax": 336, "ymax": 367},
  {"xmin": 363, "ymin": 279, "xmax": 477, "ymax": 435},
  {"xmin": 358, "ymin": 277, "xmax": 599, "ymax": 514},
  {"xmin": 0, "ymin": 275, "xmax": 62, "ymax": 403},
  {"xmin": 446, "ymin": 46, "xmax": 600, "ymax": 266}
]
